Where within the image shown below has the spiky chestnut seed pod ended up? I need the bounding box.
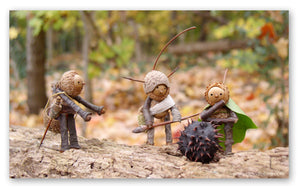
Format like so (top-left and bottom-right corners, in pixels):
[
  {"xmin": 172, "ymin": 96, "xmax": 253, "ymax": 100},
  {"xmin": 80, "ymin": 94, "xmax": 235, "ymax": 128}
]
[{"xmin": 177, "ymin": 121, "xmax": 223, "ymax": 164}]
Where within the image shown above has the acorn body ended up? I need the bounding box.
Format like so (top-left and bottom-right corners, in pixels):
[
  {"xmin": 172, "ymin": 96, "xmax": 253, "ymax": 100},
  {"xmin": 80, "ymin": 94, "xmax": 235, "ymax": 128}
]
[
  {"xmin": 150, "ymin": 100, "xmax": 169, "ymax": 119},
  {"xmin": 210, "ymin": 107, "xmax": 230, "ymax": 119},
  {"xmin": 177, "ymin": 121, "xmax": 222, "ymax": 163},
  {"xmin": 43, "ymin": 71, "xmax": 85, "ymax": 133}
]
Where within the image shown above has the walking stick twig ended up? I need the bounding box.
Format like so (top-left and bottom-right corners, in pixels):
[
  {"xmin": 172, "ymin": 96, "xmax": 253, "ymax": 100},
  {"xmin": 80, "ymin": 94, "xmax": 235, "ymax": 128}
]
[{"xmin": 39, "ymin": 119, "xmax": 53, "ymax": 149}]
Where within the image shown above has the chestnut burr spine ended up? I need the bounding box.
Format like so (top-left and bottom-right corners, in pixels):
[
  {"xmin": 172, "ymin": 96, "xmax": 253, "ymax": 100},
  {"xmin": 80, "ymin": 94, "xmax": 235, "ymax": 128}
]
[{"xmin": 177, "ymin": 121, "xmax": 222, "ymax": 163}]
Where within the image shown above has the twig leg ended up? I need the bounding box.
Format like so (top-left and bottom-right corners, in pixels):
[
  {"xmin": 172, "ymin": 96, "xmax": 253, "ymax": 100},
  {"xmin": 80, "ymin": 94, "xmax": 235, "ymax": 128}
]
[
  {"xmin": 224, "ymin": 123, "xmax": 234, "ymax": 154},
  {"xmin": 59, "ymin": 113, "xmax": 69, "ymax": 152},
  {"xmin": 164, "ymin": 112, "xmax": 172, "ymax": 145},
  {"xmin": 147, "ymin": 128, "xmax": 155, "ymax": 145},
  {"xmin": 68, "ymin": 114, "xmax": 80, "ymax": 149}
]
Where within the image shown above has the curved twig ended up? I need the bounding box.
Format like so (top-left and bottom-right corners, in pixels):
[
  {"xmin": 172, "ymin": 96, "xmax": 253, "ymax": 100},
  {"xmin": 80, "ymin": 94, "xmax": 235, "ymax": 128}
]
[
  {"xmin": 152, "ymin": 26, "xmax": 197, "ymax": 70},
  {"xmin": 121, "ymin": 76, "xmax": 145, "ymax": 83}
]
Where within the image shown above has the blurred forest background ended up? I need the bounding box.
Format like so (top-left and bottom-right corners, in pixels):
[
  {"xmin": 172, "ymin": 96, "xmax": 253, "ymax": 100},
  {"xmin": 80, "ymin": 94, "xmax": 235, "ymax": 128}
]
[{"xmin": 9, "ymin": 10, "xmax": 289, "ymax": 151}]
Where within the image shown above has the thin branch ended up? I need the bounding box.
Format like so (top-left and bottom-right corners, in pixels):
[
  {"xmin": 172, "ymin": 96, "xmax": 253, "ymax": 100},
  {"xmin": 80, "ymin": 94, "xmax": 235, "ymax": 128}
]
[
  {"xmin": 121, "ymin": 76, "xmax": 145, "ymax": 83},
  {"xmin": 223, "ymin": 68, "xmax": 228, "ymax": 84},
  {"xmin": 150, "ymin": 112, "xmax": 200, "ymax": 128},
  {"xmin": 132, "ymin": 112, "xmax": 201, "ymax": 133},
  {"xmin": 152, "ymin": 26, "xmax": 197, "ymax": 70},
  {"xmin": 81, "ymin": 11, "xmax": 101, "ymax": 40},
  {"xmin": 167, "ymin": 66, "xmax": 179, "ymax": 78}
]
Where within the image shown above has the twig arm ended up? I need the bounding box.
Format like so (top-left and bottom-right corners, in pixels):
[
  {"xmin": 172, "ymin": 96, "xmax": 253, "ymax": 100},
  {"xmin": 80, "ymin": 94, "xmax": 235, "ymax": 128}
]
[
  {"xmin": 200, "ymin": 100, "xmax": 226, "ymax": 120},
  {"xmin": 143, "ymin": 96, "xmax": 153, "ymax": 126},
  {"xmin": 73, "ymin": 95, "xmax": 105, "ymax": 115},
  {"xmin": 53, "ymin": 88, "xmax": 92, "ymax": 121},
  {"xmin": 170, "ymin": 105, "xmax": 181, "ymax": 122},
  {"xmin": 206, "ymin": 109, "xmax": 238, "ymax": 125}
]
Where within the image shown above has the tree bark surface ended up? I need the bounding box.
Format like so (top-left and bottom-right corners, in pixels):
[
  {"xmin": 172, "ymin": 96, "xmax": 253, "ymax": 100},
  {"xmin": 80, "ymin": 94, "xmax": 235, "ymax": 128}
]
[
  {"xmin": 9, "ymin": 125, "xmax": 289, "ymax": 178},
  {"xmin": 26, "ymin": 15, "xmax": 47, "ymax": 114}
]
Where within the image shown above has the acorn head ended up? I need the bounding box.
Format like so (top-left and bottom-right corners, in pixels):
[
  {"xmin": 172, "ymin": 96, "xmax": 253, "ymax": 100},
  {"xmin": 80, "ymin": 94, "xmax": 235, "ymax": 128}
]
[
  {"xmin": 143, "ymin": 70, "xmax": 170, "ymax": 94},
  {"xmin": 153, "ymin": 84, "xmax": 168, "ymax": 96},
  {"xmin": 205, "ymin": 82, "xmax": 229, "ymax": 105},
  {"xmin": 148, "ymin": 84, "xmax": 169, "ymax": 102},
  {"xmin": 58, "ymin": 70, "xmax": 85, "ymax": 97}
]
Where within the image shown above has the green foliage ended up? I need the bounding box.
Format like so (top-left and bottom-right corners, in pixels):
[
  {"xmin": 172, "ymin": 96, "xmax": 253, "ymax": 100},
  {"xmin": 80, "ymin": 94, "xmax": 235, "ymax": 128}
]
[
  {"xmin": 213, "ymin": 17, "xmax": 265, "ymax": 39},
  {"xmin": 28, "ymin": 16, "xmax": 44, "ymax": 36},
  {"xmin": 89, "ymin": 37, "xmax": 135, "ymax": 70},
  {"xmin": 113, "ymin": 37, "xmax": 135, "ymax": 67},
  {"xmin": 9, "ymin": 11, "xmax": 27, "ymax": 79},
  {"xmin": 88, "ymin": 64, "xmax": 101, "ymax": 79},
  {"xmin": 214, "ymin": 11, "xmax": 288, "ymax": 72},
  {"xmin": 12, "ymin": 10, "xmax": 81, "ymax": 36},
  {"xmin": 216, "ymin": 48, "xmax": 262, "ymax": 73},
  {"xmin": 213, "ymin": 11, "xmax": 289, "ymax": 147},
  {"xmin": 226, "ymin": 98, "xmax": 258, "ymax": 143}
]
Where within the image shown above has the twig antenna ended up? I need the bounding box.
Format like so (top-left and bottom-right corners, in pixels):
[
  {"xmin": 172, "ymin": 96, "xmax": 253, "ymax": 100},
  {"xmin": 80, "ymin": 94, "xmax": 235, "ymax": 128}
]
[
  {"xmin": 152, "ymin": 26, "xmax": 197, "ymax": 70},
  {"xmin": 223, "ymin": 68, "xmax": 228, "ymax": 84},
  {"xmin": 121, "ymin": 76, "xmax": 145, "ymax": 83}
]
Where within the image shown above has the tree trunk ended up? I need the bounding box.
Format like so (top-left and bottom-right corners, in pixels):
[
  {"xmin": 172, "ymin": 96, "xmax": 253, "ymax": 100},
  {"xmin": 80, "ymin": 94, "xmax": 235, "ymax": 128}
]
[
  {"xmin": 81, "ymin": 11, "xmax": 93, "ymax": 103},
  {"xmin": 26, "ymin": 13, "xmax": 47, "ymax": 114},
  {"xmin": 130, "ymin": 20, "xmax": 142, "ymax": 63},
  {"xmin": 46, "ymin": 24, "xmax": 53, "ymax": 61},
  {"xmin": 74, "ymin": 22, "xmax": 81, "ymax": 52},
  {"xmin": 80, "ymin": 11, "xmax": 95, "ymax": 137}
]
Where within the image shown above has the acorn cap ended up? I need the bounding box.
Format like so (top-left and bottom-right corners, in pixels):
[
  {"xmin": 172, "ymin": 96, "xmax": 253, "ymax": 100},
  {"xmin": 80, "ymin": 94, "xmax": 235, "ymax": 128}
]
[{"xmin": 143, "ymin": 70, "xmax": 170, "ymax": 94}]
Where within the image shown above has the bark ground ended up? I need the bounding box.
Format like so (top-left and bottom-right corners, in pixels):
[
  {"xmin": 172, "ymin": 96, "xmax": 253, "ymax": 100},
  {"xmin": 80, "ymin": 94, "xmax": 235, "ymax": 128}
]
[{"xmin": 9, "ymin": 125, "xmax": 289, "ymax": 178}]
